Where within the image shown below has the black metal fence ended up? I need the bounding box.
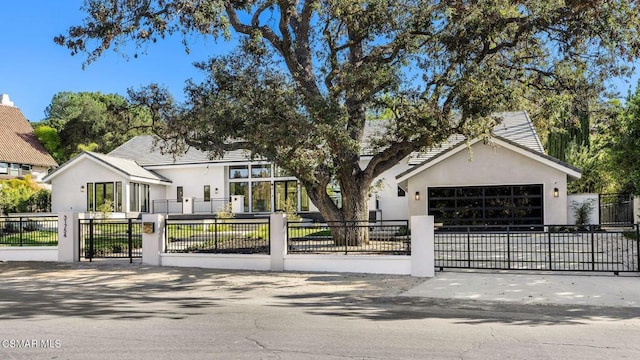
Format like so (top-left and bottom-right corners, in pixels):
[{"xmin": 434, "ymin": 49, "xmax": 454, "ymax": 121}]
[
  {"xmin": 600, "ymin": 193, "xmax": 634, "ymax": 225},
  {"xmin": 435, "ymin": 224, "xmax": 640, "ymax": 273},
  {"xmin": 79, "ymin": 218, "xmax": 142, "ymax": 262},
  {"xmin": 0, "ymin": 216, "xmax": 58, "ymax": 246},
  {"xmin": 287, "ymin": 220, "xmax": 410, "ymax": 255},
  {"xmin": 165, "ymin": 218, "xmax": 270, "ymax": 254}
]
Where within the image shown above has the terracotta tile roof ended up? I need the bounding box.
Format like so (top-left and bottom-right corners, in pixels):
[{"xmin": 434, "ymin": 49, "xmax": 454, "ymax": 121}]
[{"xmin": 0, "ymin": 105, "xmax": 58, "ymax": 167}]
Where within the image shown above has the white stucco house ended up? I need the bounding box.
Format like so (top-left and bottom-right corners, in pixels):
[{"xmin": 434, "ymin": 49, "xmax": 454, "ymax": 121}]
[{"xmin": 43, "ymin": 111, "xmax": 581, "ymax": 225}]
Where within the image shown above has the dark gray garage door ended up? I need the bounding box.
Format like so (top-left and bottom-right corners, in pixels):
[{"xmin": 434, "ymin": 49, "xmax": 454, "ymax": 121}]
[{"xmin": 428, "ymin": 184, "xmax": 544, "ymax": 226}]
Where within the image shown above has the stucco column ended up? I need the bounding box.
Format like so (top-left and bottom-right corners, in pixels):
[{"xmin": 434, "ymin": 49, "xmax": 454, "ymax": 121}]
[
  {"xmin": 58, "ymin": 212, "xmax": 80, "ymax": 262},
  {"xmin": 270, "ymin": 213, "xmax": 287, "ymax": 271},
  {"xmin": 142, "ymin": 213, "xmax": 165, "ymax": 266},
  {"xmin": 410, "ymin": 215, "xmax": 435, "ymax": 277}
]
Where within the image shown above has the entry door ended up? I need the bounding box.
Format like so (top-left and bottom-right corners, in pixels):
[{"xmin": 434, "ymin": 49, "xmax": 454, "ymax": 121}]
[{"xmin": 275, "ymin": 181, "xmax": 298, "ymax": 212}]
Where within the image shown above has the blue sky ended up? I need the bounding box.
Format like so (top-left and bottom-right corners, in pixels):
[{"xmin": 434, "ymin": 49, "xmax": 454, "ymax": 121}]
[
  {"xmin": 0, "ymin": 1, "xmax": 233, "ymax": 122},
  {"xmin": 1, "ymin": 1, "xmax": 638, "ymax": 122}
]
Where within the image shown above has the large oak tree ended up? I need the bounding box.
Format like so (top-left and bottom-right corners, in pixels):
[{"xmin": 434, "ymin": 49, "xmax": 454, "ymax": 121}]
[{"xmin": 57, "ymin": 1, "xmax": 640, "ymax": 243}]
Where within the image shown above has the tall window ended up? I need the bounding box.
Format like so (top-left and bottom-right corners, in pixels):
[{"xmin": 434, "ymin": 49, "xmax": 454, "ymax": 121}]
[
  {"xmin": 177, "ymin": 186, "xmax": 183, "ymax": 202},
  {"xmin": 130, "ymin": 183, "xmax": 150, "ymax": 212},
  {"xmin": 87, "ymin": 182, "xmax": 94, "ymax": 211},
  {"xmin": 204, "ymin": 185, "xmax": 211, "ymax": 202},
  {"xmin": 229, "ymin": 182, "xmax": 248, "ymax": 212},
  {"xmin": 252, "ymin": 181, "xmax": 271, "ymax": 212},
  {"xmin": 87, "ymin": 182, "xmax": 122, "ymax": 211},
  {"xmin": 228, "ymin": 163, "xmax": 312, "ymax": 213}
]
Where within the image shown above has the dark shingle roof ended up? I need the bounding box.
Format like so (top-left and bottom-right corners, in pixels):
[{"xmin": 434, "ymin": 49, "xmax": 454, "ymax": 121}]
[
  {"xmin": 109, "ymin": 111, "xmax": 545, "ymax": 168},
  {"xmin": 108, "ymin": 135, "xmax": 252, "ymax": 166},
  {"xmin": 86, "ymin": 152, "xmax": 172, "ymax": 182},
  {"xmin": 43, "ymin": 151, "xmax": 172, "ymax": 184},
  {"xmin": 0, "ymin": 105, "xmax": 58, "ymax": 167},
  {"xmin": 408, "ymin": 111, "xmax": 544, "ymax": 165}
]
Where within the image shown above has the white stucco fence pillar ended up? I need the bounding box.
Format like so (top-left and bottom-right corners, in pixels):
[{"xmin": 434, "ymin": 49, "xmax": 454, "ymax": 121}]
[
  {"xmin": 270, "ymin": 213, "xmax": 287, "ymax": 271},
  {"xmin": 410, "ymin": 215, "xmax": 435, "ymax": 277},
  {"xmin": 142, "ymin": 213, "xmax": 166, "ymax": 266},
  {"xmin": 58, "ymin": 212, "xmax": 80, "ymax": 262}
]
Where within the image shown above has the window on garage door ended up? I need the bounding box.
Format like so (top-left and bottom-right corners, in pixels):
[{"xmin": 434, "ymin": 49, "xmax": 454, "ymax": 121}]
[{"xmin": 428, "ymin": 184, "xmax": 543, "ymax": 226}]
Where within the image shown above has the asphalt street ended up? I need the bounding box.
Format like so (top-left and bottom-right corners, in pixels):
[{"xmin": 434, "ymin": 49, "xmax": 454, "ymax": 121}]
[{"xmin": 0, "ymin": 261, "xmax": 639, "ymax": 359}]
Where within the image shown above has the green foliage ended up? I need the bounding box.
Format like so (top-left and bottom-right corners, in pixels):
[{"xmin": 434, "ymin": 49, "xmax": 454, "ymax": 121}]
[
  {"xmin": 609, "ymin": 82, "xmax": 640, "ymax": 194},
  {"xmin": 57, "ymin": 1, "xmax": 640, "ymax": 230},
  {"xmin": 39, "ymin": 91, "xmax": 153, "ymax": 163},
  {"xmin": 215, "ymin": 204, "xmax": 235, "ymax": 220},
  {"xmin": 0, "ymin": 177, "xmax": 51, "ymax": 215},
  {"xmin": 280, "ymin": 198, "xmax": 301, "ymax": 222},
  {"xmin": 33, "ymin": 125, "xmax": 64, "ymax": 163},
  {"xmin": 96, "ymin": 199, "xmax": 114, "ymax": 219},
  {"xmin": 570, "ymin": 200, "xmax": 595, "ymax": 226}
]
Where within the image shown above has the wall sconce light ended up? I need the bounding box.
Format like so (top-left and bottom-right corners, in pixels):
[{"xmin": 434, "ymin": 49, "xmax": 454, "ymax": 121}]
[
  {"xmin": 415, "ymin": 191, "xmax": 421, "ymax": 200},
  {"xmin": 214, "ymin": 187, "xmax": 219, "ymax": 195},
  {"xmin": 80, "ymin": 185, "xmax": 85, "ymax": 193},
  {"xmin": 553, "ymin": 188, "xmax": 559, "ymax": 198}
]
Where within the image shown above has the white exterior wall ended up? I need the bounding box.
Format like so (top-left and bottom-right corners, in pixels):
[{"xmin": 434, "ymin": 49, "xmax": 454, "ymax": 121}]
[
  {"xmin": 30, "ymin": 165, "xmax": 53, "ymax": 185},
  {"xmin": 50, "ymin": 157, "xmax": 130, "ymax": 212},
  {"xmin": 406, "ymin": 142, "xmax": 570, "ymax": 224},
  {"xmin": 153, "ymin": 165, "xmax": 226, "ymax": 200},
  {"xmin": 0, "ymin": 247, "xmax": 58, "ymax": 262},
  {"xmin": 567, "ymin": 193, "xmax": 599, "ymax": 225},
  {"xmin": 361, "ymin": 158, "xmax": 411, "ymax": 221}
]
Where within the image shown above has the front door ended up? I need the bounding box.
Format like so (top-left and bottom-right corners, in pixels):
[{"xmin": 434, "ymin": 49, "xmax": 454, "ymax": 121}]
[{"xmin": 275, "ymin": 180, "xmax": 298, "ymax": 212}]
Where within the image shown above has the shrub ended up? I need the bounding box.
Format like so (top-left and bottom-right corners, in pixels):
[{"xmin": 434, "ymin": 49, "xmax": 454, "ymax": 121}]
[{"xmin": 571, "ymin": 199, "xmax": 595, "ymax": 226}]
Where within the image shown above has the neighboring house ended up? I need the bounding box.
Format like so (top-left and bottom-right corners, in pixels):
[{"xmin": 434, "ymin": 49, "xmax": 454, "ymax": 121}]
[
  {"xmin": 44, "ymin": 111, "xmax": 581, "ymax": 225},
  {"xmin": 0, "ymin": 94, "xmax": 58, "ymax": 184}
]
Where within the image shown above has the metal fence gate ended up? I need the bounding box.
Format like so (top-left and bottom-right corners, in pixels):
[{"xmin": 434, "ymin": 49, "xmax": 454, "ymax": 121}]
[
  {"xmin": 79, "ymin": 218, "xmax": 142, "ymax": 263},
  {"xmin": 600, "ymin": 193, "xmax": 634, "ymax": 225},
  {"xmin": 435, "ymin": 224, "xmax": 640, "ymax": 274}
]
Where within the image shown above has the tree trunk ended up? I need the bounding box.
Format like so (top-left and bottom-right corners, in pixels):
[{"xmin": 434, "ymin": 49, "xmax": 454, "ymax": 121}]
[
  {"xmin": 333, "ymin": 178, "xmax": 370, "ymax": 246},
  {"xmin": 305, "ymin": 174, "xmax": 372, "ymax": 247}
]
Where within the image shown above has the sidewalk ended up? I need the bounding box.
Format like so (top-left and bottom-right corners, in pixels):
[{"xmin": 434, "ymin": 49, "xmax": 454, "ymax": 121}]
[{"xmin": 402, "ymin": 270, "xmax": 640, "ymax": 307}]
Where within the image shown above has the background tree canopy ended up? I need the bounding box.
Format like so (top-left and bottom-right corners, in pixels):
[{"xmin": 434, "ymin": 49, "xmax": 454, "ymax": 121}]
[
  {"xmin": 34, "ymin": 91, "xmax": 153, "ymax": 163},
  {"xmin": 57, "ymin": 1, "xmax": 640, "ymax": 242}
]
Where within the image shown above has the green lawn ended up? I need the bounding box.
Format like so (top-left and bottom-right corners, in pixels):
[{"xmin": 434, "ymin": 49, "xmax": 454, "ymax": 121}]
[{"xmin": 0, "ymin": 230, "xmax": 58, "ymax": 246}]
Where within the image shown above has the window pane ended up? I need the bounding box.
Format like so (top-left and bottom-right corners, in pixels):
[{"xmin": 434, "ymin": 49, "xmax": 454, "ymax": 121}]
[
  {"xmin": 87, "ymin": 183, "xmax": 94, "ymax": 211},
  {"xmin": 252, "ymin": 182, "xmax": 271, "ymax": 212},
  {"xmin": 130, "ymin": 183, "xmax": 139, "ymax": 211},
  {"xmin": 177, "ymin": 186, "xmax": 183, "ymax": 202},
  {"xmin": 115, "ymin": 182, "xmax": 122, "ymax": 211},
  {"xmin": 229, "ymin": 166, "xmax": 249, "ymax": 179},
  {"xmin": 95, "ymin": 184, "xmax": 105, "ymax": 208},
  {"xmin": 9, "ymin": 163, "xmax": 19, "ymax": 176},
  {"xmin": 141, "ymin": 185, "xmax": 149, "ymax": 212},
  {"xmin": 274, "ymin": 166, "xmax": 292, "ymax": 177},
  {"xmin": 204, "ymin": 185, "xmax": 211, "ymax": 201},
  {"xmin": 229, "ymin": 182, "xmax": 249, "ymax": 212},
  {"xmin": 251, "ymin": 164, "xmax": 271, "ymax": 178},
  {"xmin": 0, "ymin": 163, "xmax": 7, "ymax": 174},
  {"xmin": 300, "ymin": 186, "xmax": 310, "ymax": 211}
]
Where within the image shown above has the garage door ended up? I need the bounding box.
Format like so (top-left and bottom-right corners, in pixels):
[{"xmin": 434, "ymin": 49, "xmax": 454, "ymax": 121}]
[{"xmin": 428, "ymin": 184, "xmax": 543, "ymax": 226}]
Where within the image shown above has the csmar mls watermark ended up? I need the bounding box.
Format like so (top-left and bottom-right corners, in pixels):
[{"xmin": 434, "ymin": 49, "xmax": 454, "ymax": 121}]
[{"xmin": 1, "ymin": 339, "xmax": 61, "ymax": 349}]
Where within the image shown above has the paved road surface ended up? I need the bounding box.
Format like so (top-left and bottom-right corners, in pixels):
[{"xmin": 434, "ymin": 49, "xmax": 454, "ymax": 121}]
[{"xmin": 0, "ymin": 261, "xmax": 639, "ymax": 359}]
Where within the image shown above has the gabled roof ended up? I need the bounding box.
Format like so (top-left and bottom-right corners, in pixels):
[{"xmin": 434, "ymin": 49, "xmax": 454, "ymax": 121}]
[
  {"xmin": 108, "ymin": 135, "xmax": 253, "ymax": 166},
  {"xmin": 407, "ymin": 111, "xmax": 544, "ymax": 165},
  {"xmin": 0, "ymin": 105, "xmax": 58, "ymax": 167},
  {"xmin": 43, "ymin": 151, "xmax": 172, "ymax": 184},
  {"xmin": 396, "ymin": 135, "xmax": 582, "ymax": 183}
]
